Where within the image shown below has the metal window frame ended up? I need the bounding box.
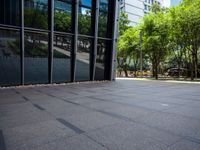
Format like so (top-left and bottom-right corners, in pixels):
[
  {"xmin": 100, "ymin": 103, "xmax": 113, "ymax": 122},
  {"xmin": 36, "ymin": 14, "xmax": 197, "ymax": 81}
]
[
  {"xmin": 21, "ymin": 0, "xmax": 25, "ymax": 85},
  {"xmin": 91, "ymin": 0, "xmax": 100, "ymax": 81},
  {"xmin": 71, "ymin": 0, "xmax": 79, "ymax": 82},
  {"xmin": 110, "ymin": 0, "xmax": 119, "ymax": 81}
]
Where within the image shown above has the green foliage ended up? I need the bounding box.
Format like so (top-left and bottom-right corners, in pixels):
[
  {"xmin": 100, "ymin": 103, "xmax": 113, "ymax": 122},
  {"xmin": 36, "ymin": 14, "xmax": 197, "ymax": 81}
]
[
  {"xmin": 55, "ymin": 11, "xmax": 72, "ymax": 32},
  {"xmin": 119, "ymin": 12, "xmax": 130, "ymax": 36},
  {"xmin": 118, "ymin": 0, "xmax": 200, "ymax": 79},
  {"xmin": 25, "ymin": 40, "xmax": 48, "ymax": 57},
  {"xmin": 7, "ymin": 40, "xmax": 21, "ymax": 55},
  {"xmin": 24, "ymin": 8, "xmax": 48, "ymax": 29},
  {"xmin": 117, "ymin": 12, "xmax": 131, "ymax": 76}
]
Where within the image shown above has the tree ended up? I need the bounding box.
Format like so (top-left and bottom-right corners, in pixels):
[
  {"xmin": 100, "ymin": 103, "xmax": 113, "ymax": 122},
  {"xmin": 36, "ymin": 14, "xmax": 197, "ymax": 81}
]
[
  {"xmin": 170, "ymin": 0, "xmax": 200, "ymax": 80},
  {"xmin": 117, "ymin": 12, "xmax": 130, "ymax": 76},
  {"xmin": 141, "ymin": 5, "xmax": 170, "ymax": 79},
  {"xmin": 118, "ymin": 27, "xmax": 140, "ymax": 76}
]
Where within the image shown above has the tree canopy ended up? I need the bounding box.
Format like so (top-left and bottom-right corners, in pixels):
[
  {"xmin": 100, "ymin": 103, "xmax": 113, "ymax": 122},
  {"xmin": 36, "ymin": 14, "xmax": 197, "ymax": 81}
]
[{"xmin": 118, "ymin": 0, "xmax": 200, "ymax": 80}]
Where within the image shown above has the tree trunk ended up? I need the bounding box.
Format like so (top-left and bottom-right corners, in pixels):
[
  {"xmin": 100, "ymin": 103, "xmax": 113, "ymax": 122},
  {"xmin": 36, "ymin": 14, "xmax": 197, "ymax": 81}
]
[
  {"xmin": 155, "ymin": 61, "xmax": 158, "ymax": 80},
  {"xmin": 178, "ymin": 59, "xmax": 181, "ymax": 79},
  {"xmin": 123, "ymin": 65, "xmax": 128, "ymax": 77},
  {"xmin": 191, "ymin": 52, "xmax": 195, "ymax": 81},
  {"xmin": 195, "ymin": 49, "xmax": 198, "ymax": 79}
]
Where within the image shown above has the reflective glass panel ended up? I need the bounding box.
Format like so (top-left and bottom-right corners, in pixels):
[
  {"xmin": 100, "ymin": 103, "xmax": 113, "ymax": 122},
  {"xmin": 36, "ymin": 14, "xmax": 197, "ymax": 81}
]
[
  {"xmin": 75, "ymin": 37, "xmax": 91, "ymax": 81},
  {"xmin": 79, "ymin": 0, "xmax": 92, "ymax": 7},
  {"xmin": 98, "ymin": 0, "xmax": 109, "ymax": 37},
  {"xmin": 0, "ymin": 0, "xmax": 20, "ymax": 26},
  {"xmin": 53, "ymin": 34, "xmax": 71, "ymax": 83},
  {"xmin": 78, "ymin": 0, "xmax": 92, "ymax": 35},
  {"xmin": 24, "ymin": 31, "xmax": 49, "ymax": 84},
  {"xmin": 0, "ymin": 29, "xmax": 21, "ymax": 86},
  {"xmin": 95, "ymin": 40, "xmax": 110, "ymax": 80},
  {"xmin": 24, "ymin": 0, "xmax": 48, "ymax": 30},
  {"xmin": 54, "ymin": 0, "xmax": 72, "ymax": 33}
]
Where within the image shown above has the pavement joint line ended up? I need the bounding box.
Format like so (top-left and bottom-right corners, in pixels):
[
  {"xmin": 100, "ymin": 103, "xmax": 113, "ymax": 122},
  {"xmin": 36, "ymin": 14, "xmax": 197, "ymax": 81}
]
[
  {"xmin": 46, "ymin": 93, "xmax": 57, "ymax": 98},
  {"xmin": 33, "ymin": 104, "xmax": 45, "ymax": 111},
  {"xmin": 43, "ymin": 92, "xmax": 81, "ymax": 106},
  {"xmin": 88, "ymin": 95, "xmax": 200, "ymax": 121},
  {"xmin": 15, "ymin": 91, "xmax": 20, "ymax": 95},
  {"xmin": 100, "ymin": 109, "xmax": 200, "ymax": 146},
  {"xmin": 95, "ymin": 109, "xmax": 131, "ymax": 122},
  {"xmin": 184, "ymin": 136, "xmax": 200, "ymax": 145},
  {"xmin": 68, "ymin": 91, "xmax": 79, "ymax": 95},
  {"xmin": 0, "ymin": 130, "xmax": 6, "ymax": 150},
  {"xmin": 56, "ymin": 94, "xmax": 200, "ymax": 143},
  {"xmin": 22, "ymin": 96, "xmax": 29, "ymax": 101},
  {"xmin": 56, "ymin": 118, "xmax": 85, "ymax": 134},
  {"xmin": 61, "ymin": 99, "xmax": 81, "ymax": 106},
  {"xmin": 83, "ymin": 134, "xmax": 111, "ymax": 150},
  {"xmin": 60, "ymin": 99, "xmax": 200, "ymax": 146}
]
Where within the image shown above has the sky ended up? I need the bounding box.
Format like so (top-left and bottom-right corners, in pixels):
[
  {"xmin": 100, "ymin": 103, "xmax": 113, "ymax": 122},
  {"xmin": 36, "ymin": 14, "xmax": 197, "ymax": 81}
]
[
  {"xmin": 170, "ymin": 0, "xmax": 181, "ymax": 6},
  {"xmin": 162, "ymin": 0, "xmax": 181, "ymax": 7},
  {"xmin": 162, "ymin": 0, "xmax": 171, "ymax": 7}
]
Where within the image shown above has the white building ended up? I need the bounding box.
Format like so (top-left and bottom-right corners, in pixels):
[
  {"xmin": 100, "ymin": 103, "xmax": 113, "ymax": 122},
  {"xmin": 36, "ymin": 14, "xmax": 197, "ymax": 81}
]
[{"xmin": 120, "ymin": 0, "xmax": 163, "ymax": 26}]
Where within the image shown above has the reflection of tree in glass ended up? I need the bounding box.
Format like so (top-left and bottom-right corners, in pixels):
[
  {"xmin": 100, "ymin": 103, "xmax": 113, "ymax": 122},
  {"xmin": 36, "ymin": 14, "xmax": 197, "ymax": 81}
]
[
  {"xmin": 78, "ymin": 9, "xmax": 92, "ymax": 35},
  {"xmin": 54, "ymin": 11, "xmax": 72, "ymax": 32},
  {"xmin": 54, "ymin": 35, "xmax": 71, "ymax": 58},
  {"xmin": 24, "ymin": 0, "xmax": 48, "ymax": 29},
  {"xmin": 98, "ymin": 11, "xmax": 108, "ymax": 37},
  {"xmin": 25, "ymin": 33, "xmax": 48, "ymax": 57},
  {"xmin": 97, "ymin": 41, "xmax": 106, "ymax": 64},
  {"xmin": 7, "ymin": 40, "xmax": 21, "ymax": 55},
  {"xmin": 78, "ymin": 38, "xmax": 91, "ymax": 53}
]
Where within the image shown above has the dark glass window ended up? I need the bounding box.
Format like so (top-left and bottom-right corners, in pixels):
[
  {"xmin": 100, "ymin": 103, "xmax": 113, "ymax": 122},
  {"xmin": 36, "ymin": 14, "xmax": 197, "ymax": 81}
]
[
  {"xmin": 24, "ymin": 0, "xmax": 48, "ymax": 30},
  {"xmin": 95, "ymin": 40, "xmax": 110, "ymax": 80},
  {"xmin": 78, "ymin": 0, "xmax": 92, "ymax": 35},
  {"xmin": 0, "ymin": 0, "xmax": 20, "ymax": 26},
  {"xmin": 75, "ymin": 37, "xmax": 92, "ymax": 81},
  {"xmin": 54, "ymin": 0, "xmax": 72, "ymax": 33},
  {"xmin": 53, "ymin": 34, "xmax": 72, "ymax": 83},
  {"xmin": 98, "ymin": 0, "xmax": 109, "ymax": 37},
  {"xmin": 24, "ymin": 31, "xmax": 49, "ymax": 84},
  {"xmin": 79, "ymin": 0, "xmax": 92, "ymax": 7},
  {"xmin": 0, "ymin": 29, "xmax": 21, "ymax": 86}
]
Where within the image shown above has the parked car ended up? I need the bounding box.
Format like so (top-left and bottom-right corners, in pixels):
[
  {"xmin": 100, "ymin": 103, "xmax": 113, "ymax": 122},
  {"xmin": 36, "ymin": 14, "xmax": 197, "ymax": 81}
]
[{"xmin": 167, "ymin": 68, "xmax": 187, "ymax": 77}]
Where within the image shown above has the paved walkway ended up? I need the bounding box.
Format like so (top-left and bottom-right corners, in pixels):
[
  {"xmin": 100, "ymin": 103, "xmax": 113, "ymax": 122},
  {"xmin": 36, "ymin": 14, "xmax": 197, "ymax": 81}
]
[{"xmin": 0, "ymin": 79, "xmax": 200, "ymax": 150}]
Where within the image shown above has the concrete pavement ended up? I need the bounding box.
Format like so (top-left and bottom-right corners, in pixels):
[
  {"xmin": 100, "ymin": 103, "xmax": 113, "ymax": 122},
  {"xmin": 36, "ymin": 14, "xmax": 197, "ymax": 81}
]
[{"xmin": 0, "ymin": 79, "xmax": 200, "ymax": 150}]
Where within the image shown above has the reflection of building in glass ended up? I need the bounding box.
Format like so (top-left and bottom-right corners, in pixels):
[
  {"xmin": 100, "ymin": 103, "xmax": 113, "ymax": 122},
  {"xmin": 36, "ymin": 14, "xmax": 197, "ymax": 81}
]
[
  {"xmin": 120, "ymin": 0, "xmax": 163, "ymax": 26},
  {"xmin": 0, "ymin": 0, "xmax": 118, "ymax": 86},
  {"xmin": 25, "ymin": 0, "xmax": 48, "ymax": 10},
  {"xmin": 55, "ymin": 0, "xmax": 72, "ymax": 12}
]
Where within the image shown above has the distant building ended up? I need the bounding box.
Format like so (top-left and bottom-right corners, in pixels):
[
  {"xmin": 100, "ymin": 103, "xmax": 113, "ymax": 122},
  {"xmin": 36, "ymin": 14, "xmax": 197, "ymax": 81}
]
[{"xmin": 120, "ymin": 0, "xmax": 163, "ymax": 26}]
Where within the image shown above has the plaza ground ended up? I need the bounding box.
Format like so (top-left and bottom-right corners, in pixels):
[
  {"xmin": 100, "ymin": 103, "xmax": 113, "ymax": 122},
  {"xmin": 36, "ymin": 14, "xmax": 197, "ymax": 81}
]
[{"xmin": 0, "ymin": 79, "xmax": 200, "ymax": 150}]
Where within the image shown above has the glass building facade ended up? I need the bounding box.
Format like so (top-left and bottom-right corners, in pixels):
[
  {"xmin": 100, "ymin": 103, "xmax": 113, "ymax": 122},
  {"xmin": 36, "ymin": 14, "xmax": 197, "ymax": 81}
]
[{"xmin": 0, "ymin": 0, "xmax": 119, "ymax": 86}]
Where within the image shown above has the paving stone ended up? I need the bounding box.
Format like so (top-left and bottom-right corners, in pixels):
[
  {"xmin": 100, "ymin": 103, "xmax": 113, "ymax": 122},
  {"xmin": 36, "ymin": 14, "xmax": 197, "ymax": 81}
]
[
  {"xmin": 35, "ymin": 135, "xmax": 108, "ymax": 150},
  {"xmin": 0, "ymin": 110, "xmax": 53, "ymax": 129},
  {"xmin": 134, "ymin": 111, "xmax": 200, "ymax": 139},
  {"xmin": 167, "ymin": 139, "xmax": 200, "ymax": 150},
  {"xmin": 163, "ymin": 105, "xmax": 200, "ymax": 120},
  {"xmin": 4, "ymin": 120, "xmax": 76, "ymax": 150},
  {"xmin": 60, "ymin": 111, "xmax": 122, "ymax": 132},
  {"xmin": 87, "ymin": 121, "xmax": 181, "ymax": 150},
  {"xmin": 103, "ymin": 105, "xmax": 154, "ymax": 120},
  {"xmin": 0, "ymin": 79, "xmax": 200, "ymax": 150}
]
